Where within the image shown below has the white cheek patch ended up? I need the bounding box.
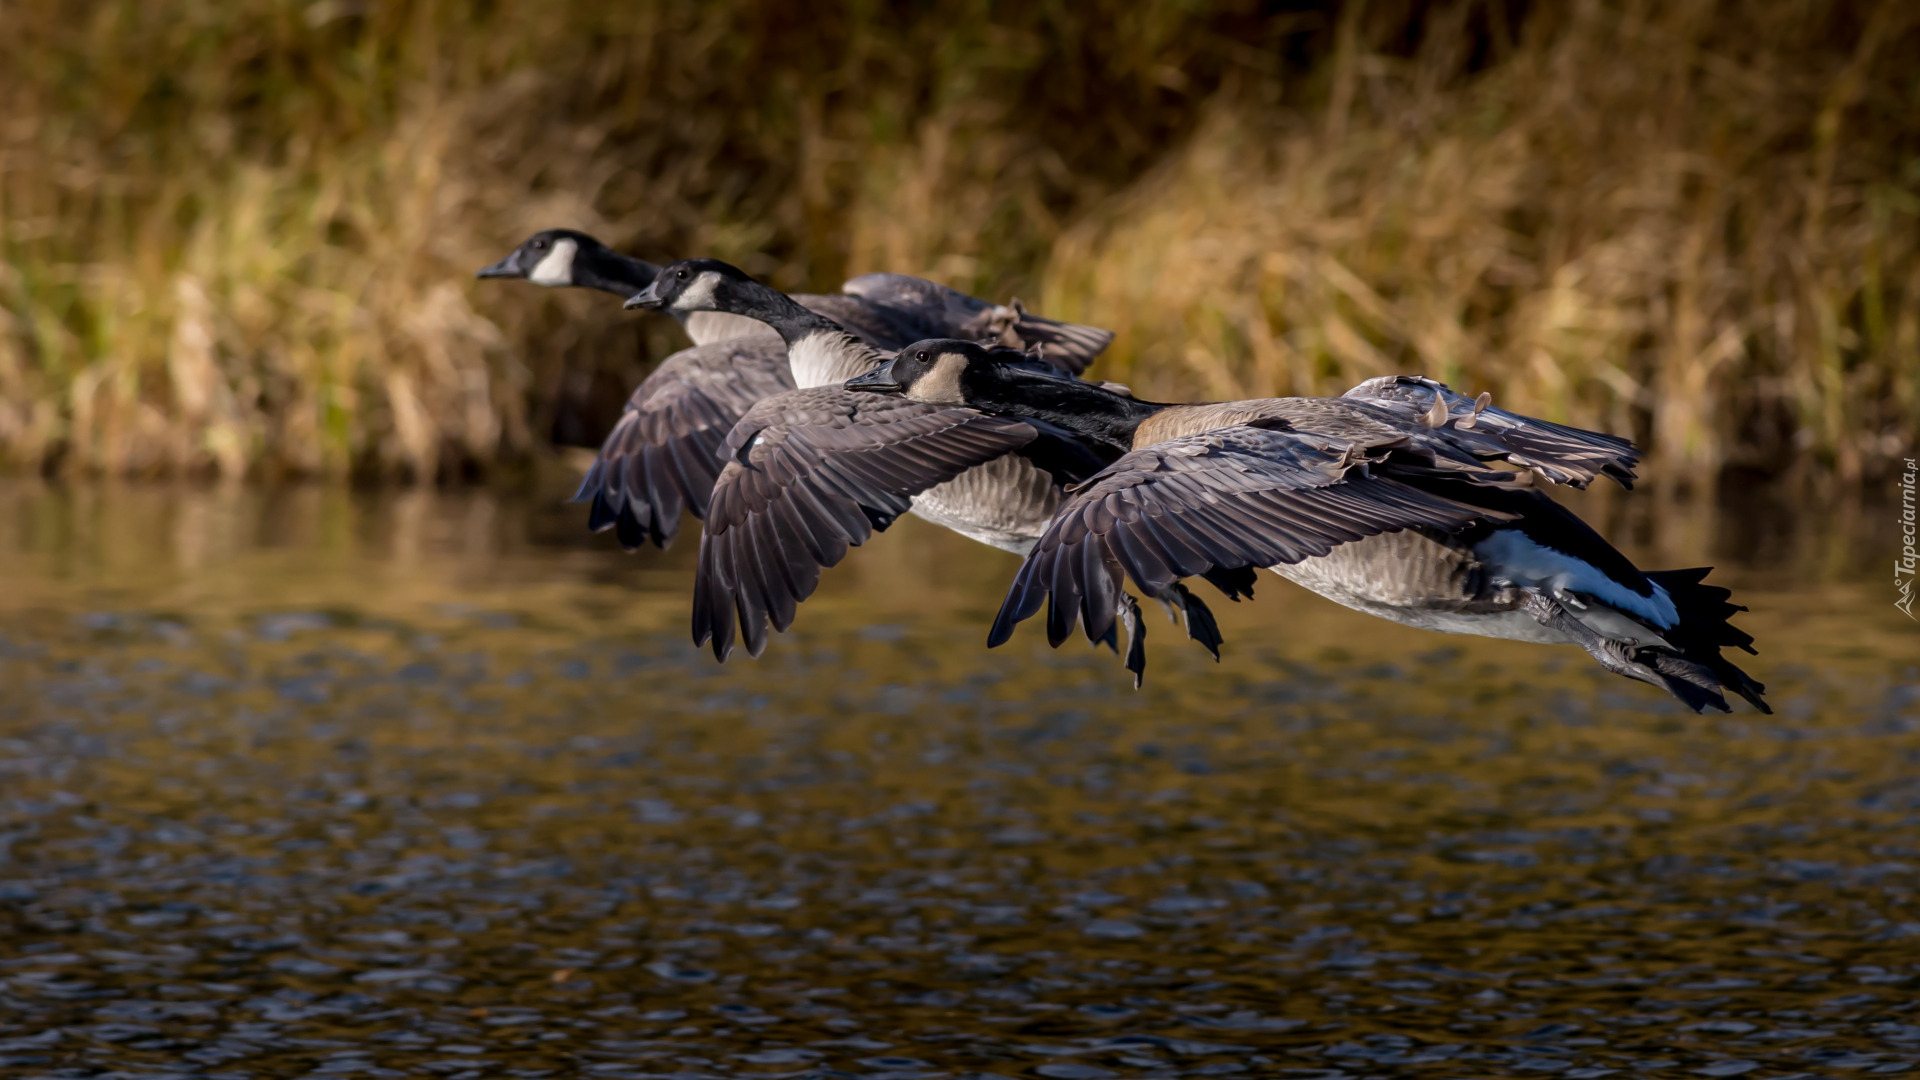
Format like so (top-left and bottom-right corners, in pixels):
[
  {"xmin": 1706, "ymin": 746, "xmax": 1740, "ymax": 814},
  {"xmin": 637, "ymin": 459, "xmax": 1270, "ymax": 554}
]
[
  {"xmin": 907, "ymin": 353, "xmax": 968, "ymax": 406},
  {"xmin": 674, "ymin": 270, "xmax": 723, "ymax": 311},
  {"xmin": 528, "ymin": 238, "xmax": 578, "ymax": 286}
]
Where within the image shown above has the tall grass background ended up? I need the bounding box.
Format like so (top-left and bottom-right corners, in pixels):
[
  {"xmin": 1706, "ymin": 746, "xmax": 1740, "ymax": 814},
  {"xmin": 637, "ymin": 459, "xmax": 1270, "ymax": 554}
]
[{"xmin": 0, "ymin": 0, "xmax": 1913, "ymax": 486}]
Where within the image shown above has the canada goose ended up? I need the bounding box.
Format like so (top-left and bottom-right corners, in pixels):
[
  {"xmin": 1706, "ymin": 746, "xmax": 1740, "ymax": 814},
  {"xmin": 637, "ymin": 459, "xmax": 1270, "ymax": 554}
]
[
  {"xmin": 481, "ymin": 230, "xmax": 1113, "ymax": 357},
  {"xmin": 480, "ymin": 229, "xmax": 890, "ymax": 346},
  {"xmin": 825, "ymin": 340, "xmax": 1767, "ymax": 713},
  {"xmin": 478, "ymin": 235, "xmax": 1113, "ymax": 549},
  {"xmin": 625, "ymin": 261, "xmax": 1198, "ymax": 662}
]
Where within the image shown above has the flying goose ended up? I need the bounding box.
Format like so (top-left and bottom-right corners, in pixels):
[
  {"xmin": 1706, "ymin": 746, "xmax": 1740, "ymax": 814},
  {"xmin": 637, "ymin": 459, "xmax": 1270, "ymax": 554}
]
[
  {"xmin": 623, "ymin": 261, "xmax": 1199, "ymax": 660},
  {"xmin": 813, "ymin": 340, "xmax": 1764, "ymax": 713},
  {"xmin": 477, "ymin": 234, "xmax": 1113, "ymax": 548}
]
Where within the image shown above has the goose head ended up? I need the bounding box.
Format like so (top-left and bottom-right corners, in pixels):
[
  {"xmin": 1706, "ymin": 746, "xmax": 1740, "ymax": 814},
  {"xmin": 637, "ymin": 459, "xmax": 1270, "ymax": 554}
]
[
  {"xmin": 847, "ymin": 339, "xmax": 1069, "ymax": 406},
  {"xmin": 476, "ymin": 229, "xmax": 605, "ymax": 286},
  {"xmin": 625, "ymin": 258, "xmax": 756, "ymax": 312}
]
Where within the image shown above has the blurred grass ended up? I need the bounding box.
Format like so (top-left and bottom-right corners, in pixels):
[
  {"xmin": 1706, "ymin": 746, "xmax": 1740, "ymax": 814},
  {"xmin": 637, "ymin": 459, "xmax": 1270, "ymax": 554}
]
[
  {"xmin": 1045, "ymin": 1, "xmax": 1920, "ymax": 487},
  {"xmin": 0, "ymin": 0, "xmax": 1913, "ymax": 483}
]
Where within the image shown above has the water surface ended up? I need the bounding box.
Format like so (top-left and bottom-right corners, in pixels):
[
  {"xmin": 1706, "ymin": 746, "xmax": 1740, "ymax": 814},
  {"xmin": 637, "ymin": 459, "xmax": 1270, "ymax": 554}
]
[{"xmin": 1, "ymin": 480, "xmax": 1915, "ymax": 1079}]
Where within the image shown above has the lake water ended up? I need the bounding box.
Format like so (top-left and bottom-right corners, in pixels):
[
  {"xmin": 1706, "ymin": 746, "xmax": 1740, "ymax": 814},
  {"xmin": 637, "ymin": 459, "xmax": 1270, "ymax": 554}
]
[{"xmin": 0, "ymin": 477, "xmax": 1915, "ymax": 1079}]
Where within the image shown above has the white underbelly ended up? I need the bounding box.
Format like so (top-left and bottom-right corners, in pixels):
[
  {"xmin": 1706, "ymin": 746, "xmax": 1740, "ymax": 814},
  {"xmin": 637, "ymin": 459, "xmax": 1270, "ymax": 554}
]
[
  {"xmin": 1263, "ymin": 528, "xmax": 1669, "ymax": 648},
  {"xmin": 907, "ymin": 505, "xmax": 1039, "ymax": 556},
  {"xmin": 1266, "ymin": 564, "xmax": 1575, "ymax": 644}
]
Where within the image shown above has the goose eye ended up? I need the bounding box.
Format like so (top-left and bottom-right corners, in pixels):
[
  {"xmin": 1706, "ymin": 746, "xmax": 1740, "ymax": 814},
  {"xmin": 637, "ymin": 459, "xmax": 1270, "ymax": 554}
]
[
  {"xmin": 676, "ymin": 269, "xmax": 689, "ymax": 280},
  {"xmin": 531, "ymin": 239, "xmax": 546, "ymax": 250},
  {"xmin": 915, "ymin": 350, "xmax": 928, "ymax": 362}
]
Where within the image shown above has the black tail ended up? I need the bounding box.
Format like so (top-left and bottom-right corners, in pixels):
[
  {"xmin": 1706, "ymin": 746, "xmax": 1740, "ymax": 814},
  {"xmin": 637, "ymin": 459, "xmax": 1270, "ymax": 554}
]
[
  {"xmin": 1392, "ymin": 466, "xmax": 1768, "ymax": 715},
  {"xmin": 1644, "ymin": 567, "xmax": 1770, "ymax": 714}
]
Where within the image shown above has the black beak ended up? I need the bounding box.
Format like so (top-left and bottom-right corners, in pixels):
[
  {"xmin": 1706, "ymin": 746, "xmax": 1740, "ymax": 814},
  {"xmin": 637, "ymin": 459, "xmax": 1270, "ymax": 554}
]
[
  {"xmin": 475, "ymin": 256, "xmax": 519, "ymax": 280},
  {"xmin": 624, "ymin": 279, "xmax": 666, "ymax": 310},
  {"xmin": 845, "ymin": 358, "xmax": 903, "ymax": 393}
]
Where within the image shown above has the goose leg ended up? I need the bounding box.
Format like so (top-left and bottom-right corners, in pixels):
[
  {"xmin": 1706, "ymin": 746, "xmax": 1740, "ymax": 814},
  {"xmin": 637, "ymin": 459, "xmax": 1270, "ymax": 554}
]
[
  {"xmin": 1521, "ymin": 591, "xmax": 1729, "ymax": 713},
  {"xmin": 1149, "ymin": 585, "xmax": 1226, "ymax": 660},
  {"xmin": 1117, "ymin": 592, "xmax": 1147, "ymax": 689},
  {"xmin": 1166, "ymin": 582, "xmax": 1224, "ymax": 661},
  {"xmin": 1108, "ymin": 587, "xmax": 1223, "ymax": 688}
]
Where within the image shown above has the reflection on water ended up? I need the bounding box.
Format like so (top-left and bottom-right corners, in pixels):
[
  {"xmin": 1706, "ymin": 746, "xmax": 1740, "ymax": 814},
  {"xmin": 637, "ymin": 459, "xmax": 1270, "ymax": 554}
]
[{"xmin": 1, "ymin": 479, "xmax": 1915, "ymax": 1079}]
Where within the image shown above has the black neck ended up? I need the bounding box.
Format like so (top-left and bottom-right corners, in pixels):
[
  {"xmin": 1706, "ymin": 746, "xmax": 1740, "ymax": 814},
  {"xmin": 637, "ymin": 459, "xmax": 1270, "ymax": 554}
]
[
  {"xmin": 963, "ymin": 368, "xmax": 1168, "ymax": 457},
  {"xmin": 729, "ymin": 281, "xmax": 849, "ymax": 345},
  {"xmin": 574, "ymin": 248, "xmax": 662, "ymax": 297}
]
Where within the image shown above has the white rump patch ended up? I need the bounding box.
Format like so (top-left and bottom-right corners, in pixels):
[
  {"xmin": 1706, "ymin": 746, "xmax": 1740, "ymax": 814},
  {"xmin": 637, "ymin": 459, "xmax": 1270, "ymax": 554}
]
[
  {"xmin": 1475, "ymin": 529, "xmax": 1677, "ymax": 629},
  {"xmin": 528, "ymin": 238, "xmax": 578, "ymax": 286}
]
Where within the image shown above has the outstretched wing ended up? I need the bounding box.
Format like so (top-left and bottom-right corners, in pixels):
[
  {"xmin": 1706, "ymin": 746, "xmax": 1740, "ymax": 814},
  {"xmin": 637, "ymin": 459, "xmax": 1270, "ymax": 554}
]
[
  {"xmin": 696, "ymin": 387, "xmax": 1042, "ymax": 660},
  {"xmin": 573, "ymin": 337, "xmax": 796, "ymax": 549},
  {"xmin": 840, "ymin": 272, "xmax": 1113, "ymax": 375},
  {"xmin": 1342, "ymin": 375, "xmax": 1639, "ymax": 489},
  {"xmin": 990, "ymin": 425, "xmax": 1513, "ymax": 654}
]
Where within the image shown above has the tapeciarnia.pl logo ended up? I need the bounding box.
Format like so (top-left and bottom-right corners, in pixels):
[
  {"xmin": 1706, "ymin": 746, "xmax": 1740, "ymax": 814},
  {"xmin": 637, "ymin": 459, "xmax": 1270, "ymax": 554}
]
[{"xmin": 1899, "ymin": 457, "xmax": 1917, "ymax": 620}]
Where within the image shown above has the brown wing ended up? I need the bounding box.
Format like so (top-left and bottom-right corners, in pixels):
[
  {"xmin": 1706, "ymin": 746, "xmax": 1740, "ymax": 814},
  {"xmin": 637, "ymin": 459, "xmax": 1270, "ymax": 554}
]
[
  {"xmin": 1342, "ymin": 375, "xmax": 1639, "ymax": 488},
  {"xmin": 696, "ymin": 388, "xmax": 1041, "ymax": 660},
  {"xmin": 989, "ymin": 425, "xmax": 1514, "ymax": 654},
  {"xmin": 575, "ymin": 338, "xmax": 796, "ymax": 550}
]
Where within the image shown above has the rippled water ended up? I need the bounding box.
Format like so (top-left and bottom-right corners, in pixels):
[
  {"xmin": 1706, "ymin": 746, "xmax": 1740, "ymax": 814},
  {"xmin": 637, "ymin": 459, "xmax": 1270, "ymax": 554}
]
[{"xmin": 1, "ymin": 479, "xmax": 1916, "ymax": 1080}]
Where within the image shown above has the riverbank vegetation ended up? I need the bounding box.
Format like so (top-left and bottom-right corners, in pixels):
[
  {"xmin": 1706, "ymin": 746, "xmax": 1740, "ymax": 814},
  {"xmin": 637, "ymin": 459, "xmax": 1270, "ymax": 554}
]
[{"xmin": 1, "ymin": 0, "xmax": 1913, "ymax": 485}]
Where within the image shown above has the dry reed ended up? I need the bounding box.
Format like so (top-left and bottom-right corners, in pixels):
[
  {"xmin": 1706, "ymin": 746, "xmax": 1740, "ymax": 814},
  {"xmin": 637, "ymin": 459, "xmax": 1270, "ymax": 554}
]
[
  {"xmin": 0, "ymin": 0, "xmax": 1912, "ymax": 484},
  {"xmin": 1042, "ymin": 0, "xmax": 1920, "ymax": 487}
]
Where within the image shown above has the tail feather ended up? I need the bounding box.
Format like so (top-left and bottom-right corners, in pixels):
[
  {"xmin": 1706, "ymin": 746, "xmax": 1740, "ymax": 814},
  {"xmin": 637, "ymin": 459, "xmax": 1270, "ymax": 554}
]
[
  {"xmin": 1646, "ymin": 567, "xmax": 1770, "ymax": 713},
  {"xmin": 1012, "ymin": 313, "xmax": 1115, "ymax": 376}
]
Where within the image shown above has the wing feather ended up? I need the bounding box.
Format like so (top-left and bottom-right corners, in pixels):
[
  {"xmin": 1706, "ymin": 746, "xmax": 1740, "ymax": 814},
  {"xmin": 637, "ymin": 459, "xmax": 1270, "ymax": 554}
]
[
  {"xmin": 991, "ymin": 425, "xmax": 1519, "ymax": 657},
  {"xmin": 695, "ymin": 387, "xmax": 1040, "ymax": 660},
  {"xmin": 573, "ymin": 337, "xmax": 796, "ymax": 549},
  {"xmin": 1342, "ymin": 374, "xmax": 1639, "ymax": 488}
]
